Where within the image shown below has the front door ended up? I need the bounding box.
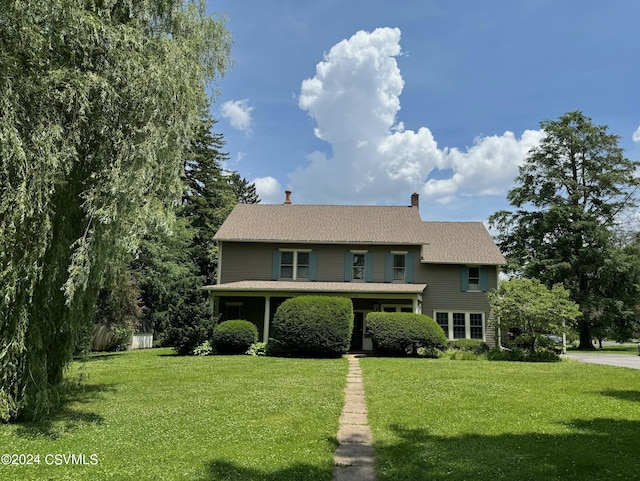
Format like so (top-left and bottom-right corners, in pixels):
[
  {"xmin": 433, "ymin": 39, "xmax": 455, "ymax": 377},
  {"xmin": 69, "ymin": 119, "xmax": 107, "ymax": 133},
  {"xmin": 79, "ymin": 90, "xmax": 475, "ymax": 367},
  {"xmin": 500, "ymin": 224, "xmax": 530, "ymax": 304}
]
[{"xmin": 351, "ymin": 312, "xmax": 365, "ymax": 351}]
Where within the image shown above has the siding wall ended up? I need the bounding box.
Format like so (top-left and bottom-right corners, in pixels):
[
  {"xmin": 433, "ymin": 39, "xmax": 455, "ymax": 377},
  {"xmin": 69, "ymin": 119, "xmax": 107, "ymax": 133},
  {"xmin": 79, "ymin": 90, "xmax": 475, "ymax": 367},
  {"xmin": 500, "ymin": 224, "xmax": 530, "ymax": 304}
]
[
  {"xmin": 421, "ymin": 264, "xmax": 497, "ymax": 313},
  {"xmin": 219, "ymin": 242, "xmax": 423, "ymax": 284}
]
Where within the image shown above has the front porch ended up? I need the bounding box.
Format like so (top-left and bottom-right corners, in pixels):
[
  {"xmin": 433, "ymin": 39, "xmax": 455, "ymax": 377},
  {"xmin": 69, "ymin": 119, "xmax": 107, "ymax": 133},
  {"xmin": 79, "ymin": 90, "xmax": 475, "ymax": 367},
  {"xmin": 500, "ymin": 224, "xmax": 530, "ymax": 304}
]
[{"xmin": 201, "ymin": 280, "xmax": 427, "ymax": 350}]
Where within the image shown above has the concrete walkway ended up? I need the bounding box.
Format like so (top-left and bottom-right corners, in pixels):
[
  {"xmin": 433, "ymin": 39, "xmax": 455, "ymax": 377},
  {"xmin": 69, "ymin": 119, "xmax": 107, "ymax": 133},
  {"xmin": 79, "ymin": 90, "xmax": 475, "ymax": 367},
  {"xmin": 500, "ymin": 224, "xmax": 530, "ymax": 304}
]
[
  {"xmin": 333, "ymin": 354, "xmax": 376, "ymax": 481},
  {"xmin": 563, "ymin": 353, "xmax": 640, "ymax": 370}
]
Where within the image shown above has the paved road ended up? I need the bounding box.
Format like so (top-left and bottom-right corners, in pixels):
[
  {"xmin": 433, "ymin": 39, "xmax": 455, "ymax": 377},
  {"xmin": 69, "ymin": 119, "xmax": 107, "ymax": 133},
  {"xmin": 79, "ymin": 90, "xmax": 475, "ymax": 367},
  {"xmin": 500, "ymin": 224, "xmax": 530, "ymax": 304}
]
[{"xmin": 563, "ymin": 353, "xmax": 640, "ymax": 370}]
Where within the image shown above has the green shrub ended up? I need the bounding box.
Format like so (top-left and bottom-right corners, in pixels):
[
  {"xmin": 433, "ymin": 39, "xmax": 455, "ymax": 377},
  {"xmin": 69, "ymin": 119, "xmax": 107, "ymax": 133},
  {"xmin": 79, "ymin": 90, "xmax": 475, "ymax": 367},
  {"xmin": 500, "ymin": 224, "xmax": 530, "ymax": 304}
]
[
  {"xmin": 448, "ymin": 339, "xmax": 490, "ymax": 354},
  {"xmin": 366, "ymin": 312, "xmax": 447, "ymax": 356},
  {"xmin": 211, "ymin": 320, "xmax": 258, "ymax": 355},
  {"xmin": 417, "ymin": 346, "xmax": 444, "ymax": 359},
  {"xmin": 246, "ymin": 342, "xmax": 267, "ymax": 356},
  {"xmin": 488, "ymin": 347, "xmax": 560, "ymax": 362},
  {"xmin": 442, "ymin": 349, "xmax": 486, "ymax": 361},
  {"xmin": 270, "ymin": 296, "xmax": 353, "ymax": 357},
  {"xmin": 164, "ymin": 292, "xmax": 216, "ymax": 355},
  {"xmin": 193, "ymin": 340, "xmax": 214, "ymax": 356}
]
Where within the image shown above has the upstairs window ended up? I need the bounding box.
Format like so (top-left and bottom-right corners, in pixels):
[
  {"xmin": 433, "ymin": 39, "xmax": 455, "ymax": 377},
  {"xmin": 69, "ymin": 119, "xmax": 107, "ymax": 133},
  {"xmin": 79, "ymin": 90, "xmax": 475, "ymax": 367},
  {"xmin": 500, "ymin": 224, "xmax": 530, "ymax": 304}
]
[
  {"xmin": 344, "ymin": 251, "xmax": 373, "ymax": 282},
  {"xmin": 468, "ymin": 267, "xmax": 480, "ymax": 291},
  {"xmin": 384, "ymin": 252, "xmax": 414, "ymax": 283},
  {"xmin": 273, "ymin": 250, "xmax": 316, "ymax": 281},
  {"xmin": 352, "ymin": 253, "xmax": 365, "ymax": 280},
  {"xmin": 460, "ymin": 266, "xmax": 489, "ymax": 292}
]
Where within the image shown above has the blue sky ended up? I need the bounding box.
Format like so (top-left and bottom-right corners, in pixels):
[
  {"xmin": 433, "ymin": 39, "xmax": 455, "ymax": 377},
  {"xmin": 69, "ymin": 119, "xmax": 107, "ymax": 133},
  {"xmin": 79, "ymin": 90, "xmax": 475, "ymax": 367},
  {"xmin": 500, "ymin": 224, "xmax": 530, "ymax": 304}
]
[{"xmin": 205, "ymin": 0, "xmax": 640, "ymax": 222}]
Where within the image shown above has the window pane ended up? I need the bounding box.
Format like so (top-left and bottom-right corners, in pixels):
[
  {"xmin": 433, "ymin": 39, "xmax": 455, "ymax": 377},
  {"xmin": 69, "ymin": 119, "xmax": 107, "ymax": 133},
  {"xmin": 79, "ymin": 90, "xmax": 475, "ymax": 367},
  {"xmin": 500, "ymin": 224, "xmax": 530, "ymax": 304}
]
[
  {"xmin": 353, "ymin": 254, "xmax": 365, "ymax": 267},
  {"xmin": 393, "ymin": 254, "xmax": 405, "ymax": 268},
  {"xmin": 453, "ymin": 312, "xmax": 465, "ymax": 339},
  {"xmin": 393, "ymin": 268, "xmax": 405, "ymax": 280},
  {"xmin": 297, "ymin": 252, "xmax": 310, "ymax": 266},
  {"xmin": 436, "ymin": 312, "xmax": 448, "ymax": 334},
  {"xmin": 280, "ymin": 266, "xmax": 293, "ymax": 279},
  {"xmin": 281, "ymin": 252, "xmax": 293, "ymax": 264},
  {"xmin": 470, "ymin": 313, "xmax": 483, "ymax": 339},
  {"xmin": 353, "ymin": 267, "xmax": 364, "ymax": 280},
  {"xmin": 297, "ymin": 266, "xmax": 309, "ymax": 279}
]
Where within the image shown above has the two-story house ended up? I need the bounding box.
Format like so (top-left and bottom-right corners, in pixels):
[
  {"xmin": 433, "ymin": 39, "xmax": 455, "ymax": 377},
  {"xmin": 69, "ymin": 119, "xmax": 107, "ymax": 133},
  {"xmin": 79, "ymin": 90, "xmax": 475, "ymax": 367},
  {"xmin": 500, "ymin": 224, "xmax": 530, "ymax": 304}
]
[{"xmin": 203, "ymin": 192, "xmax": 505, "ymax": 351}]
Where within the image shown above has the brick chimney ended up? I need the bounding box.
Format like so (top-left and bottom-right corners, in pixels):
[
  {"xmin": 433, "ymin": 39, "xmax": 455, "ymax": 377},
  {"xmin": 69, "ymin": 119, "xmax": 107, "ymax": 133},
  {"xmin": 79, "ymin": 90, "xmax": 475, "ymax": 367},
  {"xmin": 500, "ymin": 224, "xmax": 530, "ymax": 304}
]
[
  {"xmin": 411, "ymin": 192, "xmax": 419, "ymax": 208},
  {"xmin": 284, "ymin": 190, "xmax": 292, "ymax": 204}
]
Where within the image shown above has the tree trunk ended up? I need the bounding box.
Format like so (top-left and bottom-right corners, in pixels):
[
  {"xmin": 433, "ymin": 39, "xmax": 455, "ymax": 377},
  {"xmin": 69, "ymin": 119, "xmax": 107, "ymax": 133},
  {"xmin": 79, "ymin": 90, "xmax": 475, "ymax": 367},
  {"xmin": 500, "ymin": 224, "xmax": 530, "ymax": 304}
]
[{"xmin": 578, "ymin": 323, "xmax": 595, "ymax": 350}]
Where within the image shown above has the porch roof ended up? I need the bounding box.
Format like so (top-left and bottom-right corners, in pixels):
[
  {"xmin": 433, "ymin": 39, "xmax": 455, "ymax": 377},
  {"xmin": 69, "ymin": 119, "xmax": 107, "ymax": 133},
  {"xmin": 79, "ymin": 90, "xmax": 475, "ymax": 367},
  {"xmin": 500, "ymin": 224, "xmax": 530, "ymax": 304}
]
[{"xmin": 202, "ymin": 280, "xmax": 427, "ymax": 295}]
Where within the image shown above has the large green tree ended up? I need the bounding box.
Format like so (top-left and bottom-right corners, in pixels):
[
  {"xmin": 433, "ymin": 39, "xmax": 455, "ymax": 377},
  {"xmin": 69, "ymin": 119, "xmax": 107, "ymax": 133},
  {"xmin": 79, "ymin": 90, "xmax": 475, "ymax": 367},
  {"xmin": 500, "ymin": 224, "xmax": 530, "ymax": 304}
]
[
  {"xmin": 490, "ymin": 111, "xmax": 640, "ymax": 349},
  {"xmin": 131, "ymin": 113, "xmax": 259, "ymax": 351},
  {"xmin": 0, "ymin": 1, "xmax": 231, "ymax": 421},
  {"xmin": 488, "ymin": 278, "xmax": 581, "ymax": 354}
]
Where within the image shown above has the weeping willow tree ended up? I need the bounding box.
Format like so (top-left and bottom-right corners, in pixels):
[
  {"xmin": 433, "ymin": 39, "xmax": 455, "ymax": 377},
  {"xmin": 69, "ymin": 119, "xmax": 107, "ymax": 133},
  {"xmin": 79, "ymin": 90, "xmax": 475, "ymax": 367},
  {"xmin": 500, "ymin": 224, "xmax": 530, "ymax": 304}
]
[{"xmin": 0, "ymin": 0, "xmax": 231, "ymax": 422}]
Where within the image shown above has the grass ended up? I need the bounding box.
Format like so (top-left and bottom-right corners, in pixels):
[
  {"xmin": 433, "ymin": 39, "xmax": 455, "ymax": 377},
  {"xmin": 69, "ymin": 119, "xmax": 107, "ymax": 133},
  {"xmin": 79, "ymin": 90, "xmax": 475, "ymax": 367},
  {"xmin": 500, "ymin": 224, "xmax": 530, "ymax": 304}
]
[
  {"xmin": 0, "ymin": 349, "xmax": 347, "ymax": 481},
  {"xmin": 568, "ymin": 342, "xmax": 639, "ymax": 354},
  {"xmin": 361, "ymin": 357, "xmax": 640, "ymax": 481}
]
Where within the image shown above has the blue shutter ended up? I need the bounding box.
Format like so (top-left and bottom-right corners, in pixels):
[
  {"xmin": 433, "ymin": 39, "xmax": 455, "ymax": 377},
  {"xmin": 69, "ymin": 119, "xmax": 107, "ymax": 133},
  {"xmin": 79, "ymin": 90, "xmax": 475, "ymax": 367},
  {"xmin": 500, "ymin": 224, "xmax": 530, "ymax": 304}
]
[
  {"xmin": 272, "ymin": 250, "xmax": 281, "ymax": 280},
  {"xmin": 364, "ymin": 252, "xmax": 374, "ymax": 282},
  {"xmin": 405, "ymin": 253, "xmax": 414, "ymax": 283},
  {"xmin": 384, "ymin": 253, "xmax": 393, "ymax": 282},
  {"xmin": 480, "ymin": 266, "xmax": 489, "ymax": 291},
  {"xmin": 460, "ymin": 266, "xmax": 469, "ymax": 291},
  {"xmin": 309, "ymin": 251, "xmax": 318, "ymax": 281},
  {"xmin": 344, "ymin": 252, "xmax": 352, "ymax": 281}
]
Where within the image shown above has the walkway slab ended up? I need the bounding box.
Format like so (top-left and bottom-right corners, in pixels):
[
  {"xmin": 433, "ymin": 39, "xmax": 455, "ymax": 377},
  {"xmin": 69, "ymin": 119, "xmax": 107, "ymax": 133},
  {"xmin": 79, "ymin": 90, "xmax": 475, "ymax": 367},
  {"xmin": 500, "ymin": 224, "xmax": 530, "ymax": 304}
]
[{"xmin": 333, "ymin": 355, "xmax": 376, "ymax": 481}]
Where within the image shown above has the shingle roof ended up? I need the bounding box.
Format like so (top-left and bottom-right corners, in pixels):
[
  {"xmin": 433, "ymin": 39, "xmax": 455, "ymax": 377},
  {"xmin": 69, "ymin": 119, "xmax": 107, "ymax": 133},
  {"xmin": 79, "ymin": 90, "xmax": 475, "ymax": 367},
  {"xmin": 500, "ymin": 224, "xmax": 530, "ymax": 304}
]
[
  {"xmin": 214, "ymin": 203, "xmax": 506, "ymax": 265},
  {"xmin": 420, "ymin": 222, "xmax": 506, "ymax": 265},
  {"xmin": 202, "ymin": 280, "xmax": 427, "ymax": 294},
  {"xmin": 214, "ymin": 204, "xmax": 425, "ymax": 244}
]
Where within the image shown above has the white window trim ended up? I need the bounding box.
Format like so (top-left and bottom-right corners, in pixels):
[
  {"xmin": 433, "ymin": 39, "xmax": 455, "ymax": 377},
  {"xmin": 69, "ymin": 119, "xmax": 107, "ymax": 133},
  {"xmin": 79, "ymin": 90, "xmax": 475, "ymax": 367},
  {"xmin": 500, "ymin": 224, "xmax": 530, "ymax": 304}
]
[
  {"xmin": 433, "ymin": 311, "xmax": 485, "ymax": 341},
  {"xmin": 279, "ymin": 249, "xmax": 312, "ymax": 280},
  {"xmin": 381, "ymin": 304, "xmax": 414, "ymax": 313}
]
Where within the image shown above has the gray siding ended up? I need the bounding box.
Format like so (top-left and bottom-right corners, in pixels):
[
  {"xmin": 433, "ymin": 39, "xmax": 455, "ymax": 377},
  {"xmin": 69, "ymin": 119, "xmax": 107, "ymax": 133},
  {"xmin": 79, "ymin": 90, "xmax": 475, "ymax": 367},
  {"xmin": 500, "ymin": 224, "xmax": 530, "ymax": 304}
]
[
  {"xmin": 219, "ymin": 242, "xmax": 423, "ymax": 284},
  {"xmin": 420, "ymin": 263, "xmax": 497, "ymax": 313}
]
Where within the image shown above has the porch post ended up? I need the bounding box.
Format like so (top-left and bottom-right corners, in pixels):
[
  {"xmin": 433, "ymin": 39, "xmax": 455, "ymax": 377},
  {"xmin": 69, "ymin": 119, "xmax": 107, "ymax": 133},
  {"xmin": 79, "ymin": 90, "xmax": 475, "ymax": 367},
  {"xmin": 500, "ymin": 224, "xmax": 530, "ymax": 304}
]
[
  {"xmin": 412, "ymin": 296, "xmax": 419, "ymax": 313},
  {"xmin": 263, "ymin": 296, "xmax": 271, "ymax": 342}
]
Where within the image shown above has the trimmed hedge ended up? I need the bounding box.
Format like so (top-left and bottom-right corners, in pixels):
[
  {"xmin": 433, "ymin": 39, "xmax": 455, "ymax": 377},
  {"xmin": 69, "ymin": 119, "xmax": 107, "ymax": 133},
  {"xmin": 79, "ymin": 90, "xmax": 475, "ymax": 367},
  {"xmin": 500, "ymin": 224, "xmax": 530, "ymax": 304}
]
[
  {"xmin": 270, "ymin": 296, "xmax": 353, "ymax": 356},
  {"xmin": 211, "ymin": 320, "xmax": 258, "ymax": 355},
  {"xmin": 366, "ymin": 312, "xmax": 447, "ymax": 356}
]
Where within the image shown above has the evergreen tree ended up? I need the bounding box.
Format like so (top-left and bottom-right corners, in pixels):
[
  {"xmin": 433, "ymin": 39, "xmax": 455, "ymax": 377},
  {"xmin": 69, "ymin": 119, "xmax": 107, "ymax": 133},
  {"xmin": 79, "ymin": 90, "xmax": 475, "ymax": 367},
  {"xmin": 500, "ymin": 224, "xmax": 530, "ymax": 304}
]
[{"xmin": 490, "ymin": 111, "xmax": 640, "ymax": 349}]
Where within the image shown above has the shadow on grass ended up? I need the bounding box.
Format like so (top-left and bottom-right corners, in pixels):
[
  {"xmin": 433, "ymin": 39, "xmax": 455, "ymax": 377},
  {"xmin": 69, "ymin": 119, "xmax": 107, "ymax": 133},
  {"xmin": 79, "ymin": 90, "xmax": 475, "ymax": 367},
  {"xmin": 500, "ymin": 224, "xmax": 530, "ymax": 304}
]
[
  {"xmin": 197, "ymin": 459, "xmax": 333, "ymax": 481},
  {"xmin": 600, "ymin": 390, "xmax": 640, "ymax": 403},
  {"xmin": 15, "ymin": 382, "xmax": 116, "ymax": 440},
  {"xmin": 373, "ymin": 418, "xmax": 640, "ymax": 481}
]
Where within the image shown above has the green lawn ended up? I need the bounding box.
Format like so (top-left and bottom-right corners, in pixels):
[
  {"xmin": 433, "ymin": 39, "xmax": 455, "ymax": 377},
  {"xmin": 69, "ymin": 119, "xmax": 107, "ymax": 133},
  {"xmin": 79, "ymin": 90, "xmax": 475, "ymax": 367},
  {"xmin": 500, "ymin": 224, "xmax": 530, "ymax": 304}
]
[
  {"xmin": 568, "ymin": 342, "xmax": 639, "ymax": 354},
  {"xmin": 0, "ymin": 349, "xmax": 347, "ymax": 481},
  {"xmin": 361, "ymin": 358, "xmax": 640, "ymax": 481}
]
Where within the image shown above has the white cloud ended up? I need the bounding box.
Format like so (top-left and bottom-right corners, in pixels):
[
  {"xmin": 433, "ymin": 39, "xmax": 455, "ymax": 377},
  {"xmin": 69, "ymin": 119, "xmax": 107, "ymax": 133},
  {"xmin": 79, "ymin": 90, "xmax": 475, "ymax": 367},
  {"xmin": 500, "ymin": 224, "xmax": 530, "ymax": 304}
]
[
  {"xmin": 633, "ymin": 126, "xmax": 640, "ymax": 143},
  {"xmin": 252, "ymin": 176, "xmax": 283, "ymax": 204},
  {"xmin": 220, "ymin": 99, "xmax": 254, "ymax": 133},
  {"xmin": 291, "ymin": 27, "xmax": 543, "ymax": 206}
]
